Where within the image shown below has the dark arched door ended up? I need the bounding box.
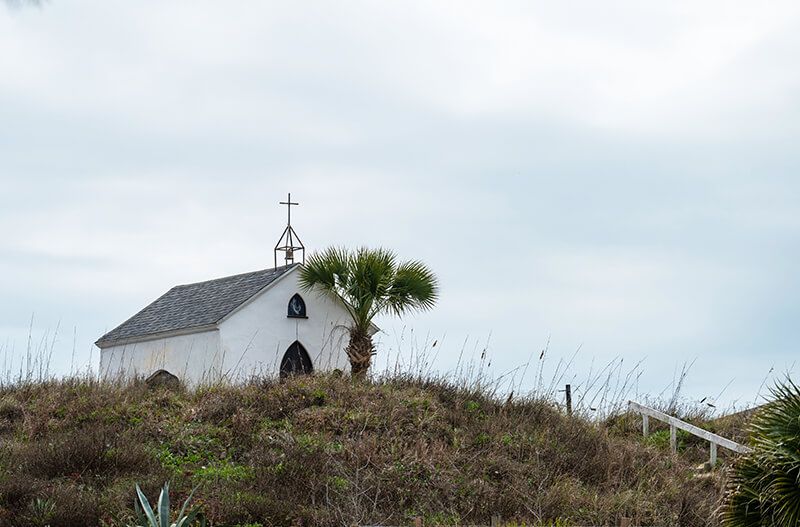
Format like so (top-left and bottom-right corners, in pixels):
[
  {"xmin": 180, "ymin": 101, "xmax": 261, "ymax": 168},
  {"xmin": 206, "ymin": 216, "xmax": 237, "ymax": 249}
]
[{"xmin": 280, "ymin": 341, "xmax": 313, "ymax": 378}]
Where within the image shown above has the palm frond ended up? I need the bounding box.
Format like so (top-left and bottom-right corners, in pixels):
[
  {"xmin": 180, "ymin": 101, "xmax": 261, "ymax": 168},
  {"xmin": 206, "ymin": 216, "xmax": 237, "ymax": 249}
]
[
  {"xmin": 298, "ymin": 247, "xmax": 357, "ymax": 321},
  {"xmin": 297, "ymin": 246, "xmax": 439, "ymax": 362},
  {"xmin": 385, "ymin": 259, "xmax": 439, "ymax": 316},
  {"xmin": 724, "ymin": 378, "xmax": 800, "ymax": 527}
]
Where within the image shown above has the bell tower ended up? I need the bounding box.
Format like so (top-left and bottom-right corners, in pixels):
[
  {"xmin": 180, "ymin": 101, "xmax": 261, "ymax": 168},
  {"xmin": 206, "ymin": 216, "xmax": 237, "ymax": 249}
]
[{"xmin": 274, "ymin": 193, "xmax": 305, "ymax": 269}]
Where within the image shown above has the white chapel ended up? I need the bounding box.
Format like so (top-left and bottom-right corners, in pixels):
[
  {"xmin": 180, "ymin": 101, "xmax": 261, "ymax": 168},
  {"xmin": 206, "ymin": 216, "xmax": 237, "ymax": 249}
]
[{"xmin": 96, "ymin": 195, "xmax": 369, "ymax": 385}]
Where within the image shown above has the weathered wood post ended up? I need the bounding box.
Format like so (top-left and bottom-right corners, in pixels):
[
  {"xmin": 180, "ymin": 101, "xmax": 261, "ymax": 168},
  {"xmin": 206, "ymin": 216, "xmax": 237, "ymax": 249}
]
[
  {"xmin": 710, "ymin": 441, "xmax": 718, "ymax": 467},
  {"xmin": 670, "ymin": 423, "xmax": 677, "ymax": 454},
  {"xmin": 414, "ymin": 516, "xmax": 423, "ymax": 527},
  {"xmin": 642, "ymin": 414, "xmax": 649, "ymax": 438},
  {"xmin": 565, "ymin": 384, "xmax": 572, "ymax": 417},
  {"xmin": 491, "ymin": 514, "xmax": 502, "ymax": 527}
]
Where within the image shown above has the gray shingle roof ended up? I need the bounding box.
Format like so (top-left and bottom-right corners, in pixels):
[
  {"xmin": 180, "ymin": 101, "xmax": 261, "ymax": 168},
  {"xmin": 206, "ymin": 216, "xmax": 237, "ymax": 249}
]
[{"xmin": 96, "ymin": 264, "xmax": 298, "ymax": 346}]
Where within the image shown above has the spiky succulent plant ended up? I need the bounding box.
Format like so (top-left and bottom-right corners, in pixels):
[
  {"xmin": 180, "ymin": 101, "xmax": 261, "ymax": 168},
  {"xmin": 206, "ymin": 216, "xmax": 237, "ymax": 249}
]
[{"xmin": 119, "ymin": 482, "xmax": 206, "ymax": 527}]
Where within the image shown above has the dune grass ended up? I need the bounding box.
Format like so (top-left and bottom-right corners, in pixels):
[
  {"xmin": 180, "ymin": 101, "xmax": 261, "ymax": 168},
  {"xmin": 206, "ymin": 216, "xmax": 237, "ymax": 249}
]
[{"xmin": 0, "ymin": 371, "xmax": 738, "ymax": 527}]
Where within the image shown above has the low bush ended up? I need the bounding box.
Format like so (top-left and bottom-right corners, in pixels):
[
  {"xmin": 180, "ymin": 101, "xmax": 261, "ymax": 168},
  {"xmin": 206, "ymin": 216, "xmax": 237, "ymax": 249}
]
[{"xmin": 0, "ymin": 374, "xmax": 734, "ymax": 526}]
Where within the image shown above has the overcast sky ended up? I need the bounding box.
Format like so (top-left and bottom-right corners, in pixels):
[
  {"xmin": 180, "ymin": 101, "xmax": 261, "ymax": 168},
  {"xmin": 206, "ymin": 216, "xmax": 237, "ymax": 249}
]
[{"xmin": 1, "ymin": 1, "xmax": 798, "ymax": 410}]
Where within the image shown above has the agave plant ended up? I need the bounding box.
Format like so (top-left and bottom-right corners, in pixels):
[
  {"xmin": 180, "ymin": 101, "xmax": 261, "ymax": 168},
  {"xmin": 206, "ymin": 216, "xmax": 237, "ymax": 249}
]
[
  {"xmin": 723, "ymin": 379, "xmax": 800, "ymax": 527},
  {"xmin": 27, "ymin": 497, "xmax": 55, "ymax": 527},
  {"xmin": 120, "ymin": 482, "xmax": 206, "ymax": 527}
]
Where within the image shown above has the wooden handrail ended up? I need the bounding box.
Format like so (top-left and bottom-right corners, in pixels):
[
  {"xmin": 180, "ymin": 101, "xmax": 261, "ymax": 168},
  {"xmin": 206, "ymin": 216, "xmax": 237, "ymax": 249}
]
[{"xmin": 628, "ymin": 400, "xmax": 752, "ymax": 466}]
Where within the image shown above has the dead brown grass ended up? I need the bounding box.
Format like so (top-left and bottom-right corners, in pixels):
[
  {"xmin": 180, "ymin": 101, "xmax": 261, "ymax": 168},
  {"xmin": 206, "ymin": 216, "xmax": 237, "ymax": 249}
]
[{"xmin": 0, "ymin": 375, "xmax": 735, "ymax": 526}]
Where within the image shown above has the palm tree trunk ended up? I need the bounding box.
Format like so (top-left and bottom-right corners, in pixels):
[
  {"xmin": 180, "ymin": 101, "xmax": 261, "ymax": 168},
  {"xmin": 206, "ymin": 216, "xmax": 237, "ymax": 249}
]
[{"xmin": 346, "ymin": 328, "xmax": 375, "ymax": 379}]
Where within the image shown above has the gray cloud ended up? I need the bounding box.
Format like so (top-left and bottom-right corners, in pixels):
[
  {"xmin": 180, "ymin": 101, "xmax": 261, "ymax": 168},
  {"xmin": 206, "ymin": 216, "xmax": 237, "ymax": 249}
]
[{"xmin": 1, "ymin": 1, "xmax": 798, "ymax": 406}]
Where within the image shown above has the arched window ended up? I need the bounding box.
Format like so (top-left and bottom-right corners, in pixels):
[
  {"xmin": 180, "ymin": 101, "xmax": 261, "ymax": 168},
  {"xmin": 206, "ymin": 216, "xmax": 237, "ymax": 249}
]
[
  {"xmin": 287, "ymin": 293, "xmax": 307, "ymax": 318},
  {"xmin": 280, "ymin": 341, "xmax": 313, "ymax": 378}
]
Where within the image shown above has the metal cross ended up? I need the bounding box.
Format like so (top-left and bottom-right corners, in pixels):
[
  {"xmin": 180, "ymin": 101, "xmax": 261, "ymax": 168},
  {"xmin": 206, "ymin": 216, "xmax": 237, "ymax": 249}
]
[{"xmin": 280, "ymin": 193, "xmax": 299, "ymax": 225}]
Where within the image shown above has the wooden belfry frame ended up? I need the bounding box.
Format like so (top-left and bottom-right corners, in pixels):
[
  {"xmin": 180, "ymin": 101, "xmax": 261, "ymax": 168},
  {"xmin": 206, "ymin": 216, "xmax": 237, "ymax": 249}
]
[{"xmin": 274, "ymin": 193, "xmax": 305, "ymax": 269}]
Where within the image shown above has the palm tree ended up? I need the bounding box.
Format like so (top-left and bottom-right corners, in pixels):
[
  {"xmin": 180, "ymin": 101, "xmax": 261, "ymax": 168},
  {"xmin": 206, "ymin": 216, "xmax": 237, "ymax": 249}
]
[
  {"xmin": 723, "ymin": 378, "xmax": 800, "ymax": 527},
  {"xmin": 298, "ymin": 247, "xmax": 439, "ymax": 377}
]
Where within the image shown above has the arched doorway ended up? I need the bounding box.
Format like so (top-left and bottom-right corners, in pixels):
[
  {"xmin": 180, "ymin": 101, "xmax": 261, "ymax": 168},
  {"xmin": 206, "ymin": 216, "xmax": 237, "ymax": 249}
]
[
  {"xmin": 280, "ymin": 341, "xmax": 313, "ymax": 378},
  {"xmin": 145, "ymin": 369, "xmax": 180, "ymax": 388}
]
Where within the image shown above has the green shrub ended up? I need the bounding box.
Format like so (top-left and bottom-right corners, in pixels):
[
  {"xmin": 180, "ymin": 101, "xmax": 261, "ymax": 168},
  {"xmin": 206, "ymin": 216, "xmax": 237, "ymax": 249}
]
[
  {"xmin": 723, "ymin": 379, "xmax": 800, "ymax": 527},
  {"xmin": 646, "ymin": 428, "xmax": 693, "ymax": 453}
]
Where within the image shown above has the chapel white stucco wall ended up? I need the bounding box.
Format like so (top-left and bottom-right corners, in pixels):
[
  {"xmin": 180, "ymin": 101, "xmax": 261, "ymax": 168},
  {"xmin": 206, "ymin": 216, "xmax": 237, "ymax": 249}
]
[
  {"xmin": 216, "ymin": 267, "xmax": 351, "ymax": 381},
  {"xmin": 99, "ymin": 329, "xmax": 223, "ymax": 383}
]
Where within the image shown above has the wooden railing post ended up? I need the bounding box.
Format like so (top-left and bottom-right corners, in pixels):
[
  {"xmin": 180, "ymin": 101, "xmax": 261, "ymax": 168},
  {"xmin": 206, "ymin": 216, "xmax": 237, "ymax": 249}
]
[
  {"xmin": 565, "ymin": 384, "xmax": 572, "ymax": 417},
  {"xmin": 710, "ymin": 441, "xmax": 718, "ymax": 467},
  {"xmin": 642, "ymin": 414, "xmax": 649, "ymax": 438},
  {"xmin": 670, "ymin": 423, "xmax": 677, "ymax": 454},
  {"xmin": 414, "ymin": 516, "xmax": 423, "ymax": 527},
  {"xmin": 491, "ymin": 515, "xmax": 502, "ymax": 527}
]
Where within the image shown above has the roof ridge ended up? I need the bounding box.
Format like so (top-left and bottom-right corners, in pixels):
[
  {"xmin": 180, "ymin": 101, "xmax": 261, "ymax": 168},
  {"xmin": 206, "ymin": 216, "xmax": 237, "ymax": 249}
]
[{"xmin": 173, "ymin": 263, "xmax": 300, "ymax": 288}]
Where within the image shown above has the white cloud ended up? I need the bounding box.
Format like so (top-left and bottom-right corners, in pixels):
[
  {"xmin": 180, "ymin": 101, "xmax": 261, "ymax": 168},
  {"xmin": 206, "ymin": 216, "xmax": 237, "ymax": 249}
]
[
  {"xmin": 4, "ymin": 1, "xmax": 800, "ymax": 141},
  {"xmin": 1, "ymin": 0, "xmax": 798, "ymax": 403}
]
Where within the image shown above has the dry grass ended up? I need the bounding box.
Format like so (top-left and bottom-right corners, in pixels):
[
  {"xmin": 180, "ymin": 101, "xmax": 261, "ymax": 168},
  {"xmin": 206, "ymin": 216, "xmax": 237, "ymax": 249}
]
[{"xmin": 0, "ymin": 374, "xmax": 739, "ymax": 526}]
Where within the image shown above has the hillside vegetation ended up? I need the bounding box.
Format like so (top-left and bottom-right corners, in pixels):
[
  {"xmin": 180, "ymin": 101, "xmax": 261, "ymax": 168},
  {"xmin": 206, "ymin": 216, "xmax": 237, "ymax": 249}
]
[{"xmin": 0, "ymin": 374, "xmax": 733, "ymax": 526}]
